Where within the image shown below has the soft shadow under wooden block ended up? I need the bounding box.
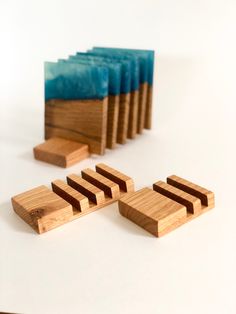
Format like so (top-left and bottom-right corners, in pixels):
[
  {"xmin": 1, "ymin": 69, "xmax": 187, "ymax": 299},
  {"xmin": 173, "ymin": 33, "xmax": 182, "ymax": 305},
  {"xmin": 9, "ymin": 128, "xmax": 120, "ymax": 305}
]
[
  {"xmin": 11, "ymin": 163, "xmax": 134, "ymax": 234},
  {"xmin": 119, "ymin": 175, "xmax": 215, "ymax": 237},
  {"xmin": 34, "ymin": 137, "xmax": 89, "ymax": 168}
]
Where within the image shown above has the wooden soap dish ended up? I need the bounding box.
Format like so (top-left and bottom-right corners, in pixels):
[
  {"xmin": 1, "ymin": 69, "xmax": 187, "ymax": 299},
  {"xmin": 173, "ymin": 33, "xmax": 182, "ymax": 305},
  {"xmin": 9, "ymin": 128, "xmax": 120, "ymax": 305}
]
[
  {"xmin": 33, "ymin": 137, "xmax": 89, "ymax": 168},
  {"xmin": 11, "ymin": 163, "xmax": 134, "ymax": 234},
  {"xmin": 118, "ymin": 175, "xmax": 215, "ymax": 237}
]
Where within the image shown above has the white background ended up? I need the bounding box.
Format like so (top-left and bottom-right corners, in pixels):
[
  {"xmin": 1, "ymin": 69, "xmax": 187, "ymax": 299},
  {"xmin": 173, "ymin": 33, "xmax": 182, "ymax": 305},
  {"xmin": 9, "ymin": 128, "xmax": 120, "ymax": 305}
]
[{"xmin": 0, "ymin": 0, "xmax": 236, "ymax": 313}]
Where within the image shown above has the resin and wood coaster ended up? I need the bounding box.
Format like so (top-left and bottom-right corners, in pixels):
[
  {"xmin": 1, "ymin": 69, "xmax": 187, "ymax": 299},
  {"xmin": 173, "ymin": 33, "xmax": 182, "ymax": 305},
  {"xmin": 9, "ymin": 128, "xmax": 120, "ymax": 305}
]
[
  {"xmin": 11, "ymin": 163, "xmax": 134, "ymax": 234},
  {"xmin": 119, "ymin": 175, "xmax": 214, "ymax": 237},
  {"xmin": 33, "ymin": 137, "xmax": 89, "ymax": 168}
]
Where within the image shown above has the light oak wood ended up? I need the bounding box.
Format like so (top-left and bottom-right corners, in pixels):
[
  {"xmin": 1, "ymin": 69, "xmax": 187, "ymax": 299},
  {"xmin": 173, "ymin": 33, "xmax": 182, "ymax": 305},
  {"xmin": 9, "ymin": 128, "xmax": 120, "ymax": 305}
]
[
  {"xmin": 144, "ymin": 85, "xmax": 153, "ymax": 129},
  {"xmin": 81, "ymin": 168, "xmax": 120, "ymax": 198},
  {"xmin": 137, "ymin": 82, "xmax": 148, "ymax": 134},
  {"xmin": 11, "ymin": 164, "xmax": 135, "ymax": 234},
  {"xmin": 33, "ymin": 137, "xmax": 89, "ymax": 168},
  {"xmin": 119, "ymin": 175, "xmax": 215, "ymax": 237},
  {"xmin": 127, "ymin": 90, "xmax": 139, "ymax": 139},
  {"xmin": 51, "ymin": 179, "xmax": 90, "ymax": 212},
  {"xmin": 67, "ymin": 174, "xmax": 105, "ymax": 205},
  {"xmin": 106, "ymin": 95, "xmax": 119, "ymax": 149},
  {"xmin": 45, "ymin": 97, "xmax": 108, "ymax": 155},
  {"xmin": 153, "ymin": 181, "xmax": 201, "ymax": 214},
  {"xmin": 117, "ymin": 93, "xmax": 130, "ymax": 144},
  {"xmin": 95, "ymin": 163, "xmax": 134, "ymax": 192},
  {"xmin": 11, "ymin": 185, "xmax": 73, "ymax": 233}
]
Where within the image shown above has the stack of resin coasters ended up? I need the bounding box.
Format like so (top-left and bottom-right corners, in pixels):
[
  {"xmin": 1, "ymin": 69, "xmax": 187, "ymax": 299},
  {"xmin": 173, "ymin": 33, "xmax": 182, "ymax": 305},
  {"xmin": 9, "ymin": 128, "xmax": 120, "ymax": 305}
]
[{"xmin": 35, "ymin": 47, "xmax": 155, "ymax": 168}]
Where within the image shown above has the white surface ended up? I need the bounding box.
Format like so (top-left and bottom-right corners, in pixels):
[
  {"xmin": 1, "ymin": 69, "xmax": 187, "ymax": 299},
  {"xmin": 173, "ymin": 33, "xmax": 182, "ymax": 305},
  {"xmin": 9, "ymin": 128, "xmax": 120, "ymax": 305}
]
[{"xmin": 0, "ymin": 0, "xmax": 236, "ymax": 313}]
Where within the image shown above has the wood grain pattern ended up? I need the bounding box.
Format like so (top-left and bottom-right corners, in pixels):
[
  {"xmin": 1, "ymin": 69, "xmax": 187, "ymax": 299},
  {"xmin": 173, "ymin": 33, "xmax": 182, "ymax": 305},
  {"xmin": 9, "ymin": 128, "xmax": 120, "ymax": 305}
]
[
  {"xmin": 167, "ymin": 175, "xmax": 214, "ymax": 207},
  {"xmin": 144, "ymin": 85, "xmax": 153, "ymax": 129},
  {"xmin": 81, "ymin": 168, "xmax": 120, "ymax": 198},
  {"xmin": 95, "ymin": 163, "xmax": 134, "ymax": 192},
  {"xmin": 11, "ymin": 185, "xmax": 73, "ymax": 233},
  {"xmin": 137, "ymin": 82, "xmax": 148, "ymax": 134},
  {"xmin": 51, "ymin": 179, "xmax": 89, "ymax": 212},
  {"xmin": 11, "ymin": 163, "xmax": 134, "ymax": 234},
  {"xmin": 117, "ymin": 93, "xmax": 130, "ymax": 144},
  {"xmin": 153, "ymin": 181, "xmax": 201, "ymax": 214},
  {"xmin": 127, "ymin": 90, "xmax": 139, "ymax": 139},
  {"xmin": 33, "ymin": 137, "xmax": 89, "ymax": 168},
  {"xmin": 106, "ymin": 95, "xmax": 119, "ymax": 149},
  {"xmin": 119, "ymin": 175, "xmax": 215, "ymax": 237},
  {"xmin": 67, "ymin": 174, "xmax": 105, "ymax": 205},
  {"xmin": 45, "ymin": 97, "xmax": 108, "ymax": 155}
]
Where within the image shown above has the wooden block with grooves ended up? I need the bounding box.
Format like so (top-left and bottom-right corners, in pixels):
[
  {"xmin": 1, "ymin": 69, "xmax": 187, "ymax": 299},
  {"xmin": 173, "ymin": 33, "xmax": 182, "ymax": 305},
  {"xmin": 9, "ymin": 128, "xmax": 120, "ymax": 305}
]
[
  {"xmin": 119, "ymin": 188, "xmax": 187, "ymax": 237},
  {"xmin": 95, "ymin": 163, "xmax": 134, "ymax": 192},
  {"xmin": 11, "ymin": 185, "xmax": 73, "ymax": 234},
  {"xmin": 153, "ymin": 181, "xmax": 201, "ymax": 214},
  {"xmin": 33, "ymin": 137, "xmax": 89, "ymax": 168},
  {"xmin": 51, "ymin": 179, "xmax": 89, "ymax": 212},
  {"xmin": 119, "ymin": 175, "xmax": 215, "ymax": 237},
  {"xmin": 67, "ymin": 174, "xmax": 105, "ymax": 205},
  {"xmin": 81, "ymin": 168, "xmax": 120, "ymax": 198},
  {"xmin": 167, "ymin": 175, "xmax": 215, "ymax": 207}
]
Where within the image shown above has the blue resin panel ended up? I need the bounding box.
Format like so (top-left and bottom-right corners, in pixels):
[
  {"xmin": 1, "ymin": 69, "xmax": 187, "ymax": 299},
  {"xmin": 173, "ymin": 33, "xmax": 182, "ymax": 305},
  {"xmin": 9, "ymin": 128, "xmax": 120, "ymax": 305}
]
[
  {"xmin": 92, "ymin": 47, "xmax": 154, "ymax": 85},
  {"xmin": 45, "ymin": 62, "xmax": 108, "ymax": 101},
  {"xmin": 75, "ymin": 52, "xmax": 131, "ymax": 94},
  {"xmin": 88, "ymin": 49, "xmax": 139, "ymax": 92},
  {"xmin": 66, "ymin": 55, "xmax": 121, "ymax": 96}
]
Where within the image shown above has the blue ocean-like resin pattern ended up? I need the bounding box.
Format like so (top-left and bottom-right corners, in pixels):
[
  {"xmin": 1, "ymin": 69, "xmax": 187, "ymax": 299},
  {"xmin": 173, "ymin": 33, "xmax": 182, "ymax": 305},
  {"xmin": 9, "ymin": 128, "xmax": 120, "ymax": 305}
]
[
  {"xmin": 65, "ymin": 55, "xmax": 121, "ymax": 96},
  {"xmin": 75, "ymin": 52, "xmax": 131, "ymax": 94},
  {"xmin": 92, "ymin": 47, "xmax": 154, "ymax": 85},
  {"xmin": 45, "ymin": 62, "xmax": 108, "ymax": 101},
  {"xmin": 88, "ymin": 49, "xmax": 139, "ymax": 92}
]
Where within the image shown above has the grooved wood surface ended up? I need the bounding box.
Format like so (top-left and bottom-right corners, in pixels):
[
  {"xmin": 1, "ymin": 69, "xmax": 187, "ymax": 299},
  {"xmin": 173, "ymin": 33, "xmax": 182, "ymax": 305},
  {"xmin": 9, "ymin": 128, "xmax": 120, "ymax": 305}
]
[
  {"xmin": 11, "ymin": 163, "xmax": 134, "ymax": 234},
  {"xmin": 33, "ymin": 137, "xmax": 89, "ymax": 168},
  {"xmin": 81, "ymin": 168, "xmax": 120, "ymax": 198},
  {"xmin": 119, "ymin": 175, "xmax": 215, "ymax": 237},
  {"xmin": 95, "ymin": 163, "xmax": 134, "ymax": 192},
  {"xmin": 153, "ymin": 181, "xmax": 201, "ymax": 214},
  {"xmin": 45, "ymin": 97, "xmax": 108, "ymax": 155},
  {"xmin": 51, "ymin": 179, "xmax": 90, "ymax": 212}
]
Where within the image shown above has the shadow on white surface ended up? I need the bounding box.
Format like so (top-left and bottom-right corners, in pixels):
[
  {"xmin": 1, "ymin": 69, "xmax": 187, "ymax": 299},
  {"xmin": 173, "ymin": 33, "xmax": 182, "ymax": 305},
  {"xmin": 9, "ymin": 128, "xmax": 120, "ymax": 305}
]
[
  {"xmin": 97, "ymin": 203, "xmax": 154, "ymax": 238},
  {"xmin": 0, "ymin": 201, "xmax": 35, "ymax": 234}
]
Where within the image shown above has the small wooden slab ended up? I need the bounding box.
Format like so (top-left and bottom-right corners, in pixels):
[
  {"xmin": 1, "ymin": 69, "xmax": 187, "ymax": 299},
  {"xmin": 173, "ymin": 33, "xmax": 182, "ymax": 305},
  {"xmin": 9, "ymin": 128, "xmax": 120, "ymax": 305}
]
[
  {"xmin": 11, "ymin": 185, "xmax": 73, "ymax": 233},
  {"xmin": 11, "ymin": 163, "xmax": 134, "ymax": 234},
  {"xmin": 119, "ymin": 175, "xmax": 215, "ymax": 237},
  {"xmin": 34, "ymin": 137, "xmax": 89, "ymax": 168}
]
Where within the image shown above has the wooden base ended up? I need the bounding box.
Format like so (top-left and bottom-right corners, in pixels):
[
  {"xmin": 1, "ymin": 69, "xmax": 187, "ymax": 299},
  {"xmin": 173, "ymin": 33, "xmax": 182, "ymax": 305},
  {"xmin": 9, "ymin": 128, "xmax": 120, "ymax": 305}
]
[
  {"xmin": 144, "ymin": 85, "xmax": 153, "ymax": 129},
  {"xmin": 11, "ymin": 163, "xmax": 134, "ymax": 234},
  {"xmin": 45, "ymin": 97, "xmax": 108, "ymax": 155},
  {"xmin": 119, "ymin": 175, "xmax": 215, "ymax": 237},
  {"xmin": 127, "ymin": 90, "xmax": 139, "ymax": 139},
  {"xmin": 106, "ymin": 95, "xmax": 119, "ymax": 149},
  {"xmin": 33, "ymin": 137, "xmax": 89, "ymax": 168},
  {"xmin": 137, "ymin": 82, "xmax": 148, "ymax": 134},
  {"xmin": 117, "ymin": 93, "xmax": 130, "ymax": 144}
]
